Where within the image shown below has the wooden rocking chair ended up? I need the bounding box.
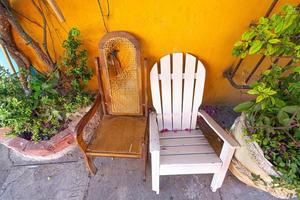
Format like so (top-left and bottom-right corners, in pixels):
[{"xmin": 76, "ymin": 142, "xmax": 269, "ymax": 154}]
[
  {"xmin": 149, "ymin": 53, "xmax": 239, "ymax": 194},
  {"xmin": 76, "ymin": 32, "xmax": 148, "ymax": 178}
]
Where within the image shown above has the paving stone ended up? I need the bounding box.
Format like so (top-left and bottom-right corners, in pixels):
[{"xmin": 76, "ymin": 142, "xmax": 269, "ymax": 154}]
[
  {"xmin": 0, "ymin": 169, "xmax": 10, "ymax": 189},
  {"xmin": 86, "ymin": 157, "xmax": 221, "ymax": 200},
  {"xmin": 0, "ymin": 144, "xmax": 12, "ymax": 170},
  {"xmin": 219, "ymin": 173, "xmax": 296, "ymax": 200},
  {"xmin": 0, "ymin": 145, "xmax": 13, "ymax": 193},
  {"xmin": 0, "ymin": 161, "xmax": 89, "ymax": 200}
]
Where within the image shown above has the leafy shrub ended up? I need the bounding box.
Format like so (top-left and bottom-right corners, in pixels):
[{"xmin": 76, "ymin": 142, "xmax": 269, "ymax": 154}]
[
  {"xmin": 0, "ymin": 28, "xmax": 94, "ymax": 141},
  {"xmin": 233, "ymin": 5, "xmax": 300, "ymax": 195}
]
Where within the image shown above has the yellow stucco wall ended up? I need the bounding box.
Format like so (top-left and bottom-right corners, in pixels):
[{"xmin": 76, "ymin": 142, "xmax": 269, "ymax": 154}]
[{"xmin": 10, "ymin": 0, "xmax": 299, "ymax": 104}]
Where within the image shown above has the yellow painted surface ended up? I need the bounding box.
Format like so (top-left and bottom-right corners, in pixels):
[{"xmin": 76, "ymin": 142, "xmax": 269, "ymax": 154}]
[{"xmin": 10, "ymin": 0, "xmax": 299, "ymax": 104}]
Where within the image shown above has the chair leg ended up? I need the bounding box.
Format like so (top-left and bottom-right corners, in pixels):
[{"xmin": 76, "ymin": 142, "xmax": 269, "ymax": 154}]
[
  {"xmin": 210, "ymin": 143, "xmax": 235, "ymax": 192},
  {"xmin": 84, "ymin": 154, "xmax": 97, "ymax": 175},
  {"xmin": 142, "ymin": 144, "xmax": 148, "ymax": 182},
  {"xmin": 151, "ymin": 151, "xmax": 160, "ymax": 194}
]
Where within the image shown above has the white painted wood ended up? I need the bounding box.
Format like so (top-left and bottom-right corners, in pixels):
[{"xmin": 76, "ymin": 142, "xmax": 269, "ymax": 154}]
[
  {"xmin": 160, "ymin": 153, "xmax": 221, "ymax": 165},
  {"xmin": 160, "ymin": 163, "xmax": 221, "ymax": 176},
  {"xmin": 150, "ymin": 63, "xmax": 163, "ymax": 130},
  {"xmin": 172, "ymin": 53, "xmax": 183, "ymax": 130},
  {"xmin": 149, "ymin": 111, "xmax": 160, "ymax": 194},
  {"xmin": 191, "ymin": 61, "xmax": 206, "ymax": 129},
  {"xmin": 160, "ymin": 145, "xmax": 215, "ymax": 155},
  {"xmin": 151, "ymin": 150, "xmax": 160, "ymax": 194},
  {"xmin": 211, "ymin": 143, "xmax": 235, "ymax": 192},
  {"xmin": 149, "ymin": 112, "xmax": 160, "ymax": 153},
  {"xmin": 182, "ymin": 53, "xmax": 197, "ymax": 129},
  {"xmin": 160, "ymin": 137, "xmax": 208, "ymax": 146},
  {"xmin": 149, "ymin": 53, "xmax": 238, "ymax": 194},
  {"xmin": 160, "ymin": 55, "xmax": 172, "ymax": 130},
  {"xmin": 198, "ymin": 110, "xmax": 240, "ymax": 147},
  {"xmin": 159, "ymin": 129, "xmax": 204, "ymax": 139}
]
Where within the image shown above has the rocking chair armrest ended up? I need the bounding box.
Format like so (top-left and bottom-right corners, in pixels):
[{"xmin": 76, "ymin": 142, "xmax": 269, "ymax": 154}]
[
  {"xmin": 149, "ymin": 112, "xmax": 160, "ymax": 153},
  {"xmin": 75, "ymin": 94, "xmax": 102, "ymax": 151},
  {"xmin": 197, "ymin": 110, "xmax": 239, "ymax": 148}
]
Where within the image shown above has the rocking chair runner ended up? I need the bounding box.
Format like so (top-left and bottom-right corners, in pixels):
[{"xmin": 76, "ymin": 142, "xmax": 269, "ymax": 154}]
[
  {"xmin": 149, "ymin": 53, "xmax": 239, "ymax": 194},
  {"xmin": 76, "ymin": 32, "xmax": 148, "ymax": 177}
]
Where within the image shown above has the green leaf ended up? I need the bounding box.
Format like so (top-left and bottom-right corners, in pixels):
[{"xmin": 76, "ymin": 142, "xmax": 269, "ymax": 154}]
[
  {"xmin": 275, "ymin": 20, "xmax": 284, "ymax": 33},
  {"xmin": 247, "ymin": 89, "xmax": 258, "ymax": 95},
  {"xmin": 259, "ymin": 17, "xmax": 269, "ymax": 24},
  {"xmin": 256, "ymin": 95, "xmax": 264, "ymax": 103},
  {"xmin": 242, "ymin": 30, "xmax": 256, "ymax": 41},
  {"xmin": 281, "ymin": 106, "xmax": 300, "ymax": 114},
  {"xmin": 279, "ymin": 162, "xmax": 285, "ymax": 167},
  {"xmin": 249, "ymin": 40, "xmax": 263, "ymax": 54},
  {"xmin": 262, "ymin": 138, "xmax": 269, "ymax": 145},
  {"xmin": 277, "ymin": 110, "xmax": 290, "ymax": 125},
  {"xmin": 233, "ymin": 101, "xmax": 254, "ymax": 112},
  {"xmin": 292, "ymin": 66, "xmax": 300, "ymax": 73},
  {"xmin": 268, "ymin": 39, "xmax": 280, "ymax": 44}
]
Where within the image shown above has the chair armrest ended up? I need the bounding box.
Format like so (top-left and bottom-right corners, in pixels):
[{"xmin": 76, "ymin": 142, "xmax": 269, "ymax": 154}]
[
  {"xmin": 75, "ymin": 94, "xmax": 102, "ymax": 151},
  {"xmin": 149, "ymin": 112, "xmax": 160, "ymax": 153},
  {"xmin": 198, "ymin": 110, "xmax": 239, "ymax": 148}
]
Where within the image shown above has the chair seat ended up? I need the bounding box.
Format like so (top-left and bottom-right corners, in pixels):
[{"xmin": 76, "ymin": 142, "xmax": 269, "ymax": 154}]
[
  {"xmin": 87, "ymin": 115, "xmax": 147, "ymax": 158},
  {"xmin": 159, "ymin": 129, "xmax": 222, "ymax": 175}
]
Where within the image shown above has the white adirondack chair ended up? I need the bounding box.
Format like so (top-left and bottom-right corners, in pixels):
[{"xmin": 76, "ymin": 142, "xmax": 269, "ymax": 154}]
[{"xmin": 149, "ymin": 53, "xmax": 239, "ymax": 194}]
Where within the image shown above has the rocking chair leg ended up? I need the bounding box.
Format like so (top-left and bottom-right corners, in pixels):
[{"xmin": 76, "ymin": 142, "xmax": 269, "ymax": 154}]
[
  {"xmin": 84, "ymin": 154, "xmax": 97, "ymax": 175},
  {"xmin": 142, "ymin": 144, "xmax": 148, "ymax": 182}
]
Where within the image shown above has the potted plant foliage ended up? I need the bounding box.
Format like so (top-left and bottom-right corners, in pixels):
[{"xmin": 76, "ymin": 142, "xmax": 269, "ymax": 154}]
[
  {"xmin": 0, "ymin": 28, "xmax": 95, "ymax": 158},
  {"xmin": 230, "ymin": 5, "xmax": 300, "ymax": 198}
]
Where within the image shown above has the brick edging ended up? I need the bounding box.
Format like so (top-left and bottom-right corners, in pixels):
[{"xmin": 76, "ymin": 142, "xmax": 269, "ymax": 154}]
[
  {"xmin": 0, "ymin": 106, "xmax": 91, "ymax": 158},
  {"xmin": 0, "ymin": 127, "xmax": 75, "ymax": 157}
]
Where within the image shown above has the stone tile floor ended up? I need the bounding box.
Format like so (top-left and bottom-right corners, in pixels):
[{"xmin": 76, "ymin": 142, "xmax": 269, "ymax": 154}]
[{"xmin": 0, "ymin": 106, "xmax": 296, "ymax": 200}]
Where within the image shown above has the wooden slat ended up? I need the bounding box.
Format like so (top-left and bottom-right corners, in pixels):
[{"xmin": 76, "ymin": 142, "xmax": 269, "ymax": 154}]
[
  {"xmin": 160, "ymin": 162, "xmax": 222, "ymax": 176},
  {"xmin": 160, "ymin": 154, "xmax": 221, "ymax": 165},
  {"xmin": 191, "ymin": 60, "xmax": 206, "ymax": 129},
  {"xmin": 182, "ymin": 53, "xmax": 197, "ymax": 129},
  {"xmin": 149, "ymin": 112, "xmax": 160, "ymax": 153},
  {"xmin": 87, "ymin": 115, "xmax": 147, "ymax": 156},
  {"xmin": 172, "ymin": 53, "xmax": 183, "ymax": 130},
  {"xmin": 160, "ymin": 55, "xmax": 172, "ymax": 130},
  {"xmin": 160, "ymin": 137, "xmax": 209, "ymax": 147},
  {"xmin": 160, "ymin": 145, "xmax": 215, "ymax": 155},
  {"xmin": 198, "ymin": 110, "xmax": 240, "ymax": 147},
  {"xmin": 159, "ymin": 129, "xmax": 204, "ymax": 139},
  {"xmin": 150, "ymin": 63, "xmax": 163, "ymax": 130},
  {"xmin": 160, "ymin": 153, "xmax": 222, "ymax": 175}
]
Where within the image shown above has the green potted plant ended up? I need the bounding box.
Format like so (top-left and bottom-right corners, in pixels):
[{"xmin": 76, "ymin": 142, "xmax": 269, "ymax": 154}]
[
  {"xmin": 230, "ymin": 5, "xmax": 300, "ymax": 198},
  {"xmin": 0, "ymin": 28, "xmax": 95, "ymax": 158}
]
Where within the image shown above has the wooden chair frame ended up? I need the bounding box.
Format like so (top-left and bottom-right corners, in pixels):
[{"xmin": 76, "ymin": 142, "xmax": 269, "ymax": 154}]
[{"xmin": 75, "ymin": 31, "xmax": 148, "ymax": 179}]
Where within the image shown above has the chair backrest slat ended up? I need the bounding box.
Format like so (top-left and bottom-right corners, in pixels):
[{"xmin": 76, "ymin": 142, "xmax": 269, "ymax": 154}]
[
  {"xmin": 150, "ymin": 53, "xmax": 206, "ymax": 131},
  {"xmin": 160, "ymin": 55, "xmax": 172, "ymax": 130},
  {"xmin": 172, "ymin": 53, "xmax": 183, "ymax": 130},
  {"xmin": 191, "ymin": 60, "xmax": 206, "ymax": 129},
  {"xmin": 181, "ymin": 53, "xmax": 197, "ymax": 130},
  {"xmin": 150, "ymin": 63, "xmax": 164, "ymax": 130}
]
